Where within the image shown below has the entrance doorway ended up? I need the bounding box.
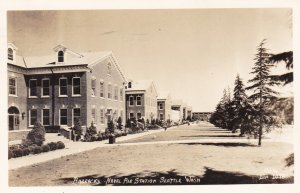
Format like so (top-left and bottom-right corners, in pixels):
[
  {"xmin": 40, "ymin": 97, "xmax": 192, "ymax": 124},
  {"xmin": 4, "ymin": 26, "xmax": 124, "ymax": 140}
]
[{"xmin": 8, "ymin": 106, "xmax": 20, "ymax": 131}]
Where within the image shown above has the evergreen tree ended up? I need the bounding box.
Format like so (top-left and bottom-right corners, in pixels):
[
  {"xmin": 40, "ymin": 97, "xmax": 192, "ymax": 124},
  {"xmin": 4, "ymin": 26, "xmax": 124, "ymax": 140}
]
[{"xmin": 246, "ymin": 39, "xmax": 281, "ymax": 145}]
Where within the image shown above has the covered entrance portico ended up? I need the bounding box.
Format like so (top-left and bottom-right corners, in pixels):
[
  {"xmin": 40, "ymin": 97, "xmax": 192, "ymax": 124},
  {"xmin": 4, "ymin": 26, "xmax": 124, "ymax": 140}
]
[{"xmin": 8, "ymin": 106, "xmax": 20, "ymax": 131}]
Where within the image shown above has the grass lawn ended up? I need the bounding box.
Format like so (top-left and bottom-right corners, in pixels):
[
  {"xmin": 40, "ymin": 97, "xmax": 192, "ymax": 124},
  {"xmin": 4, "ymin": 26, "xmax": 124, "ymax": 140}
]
[{"xmin": 9, "ymin": 141, "xmax": 293, "ymax": 186}]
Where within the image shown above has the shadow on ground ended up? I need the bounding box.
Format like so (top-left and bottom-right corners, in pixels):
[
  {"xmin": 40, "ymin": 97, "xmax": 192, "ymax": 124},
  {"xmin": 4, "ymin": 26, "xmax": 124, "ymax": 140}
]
[
  {"xmin": 181, "ymin": 135, "xmax": 242, "ymax": 138},
  {"xmin": 179, "ymin": 142, "xmax": 256, "ymax": 147},
  {"xmin": 57, "ymin": 167, "xmax": 293, "ymax": 186}
]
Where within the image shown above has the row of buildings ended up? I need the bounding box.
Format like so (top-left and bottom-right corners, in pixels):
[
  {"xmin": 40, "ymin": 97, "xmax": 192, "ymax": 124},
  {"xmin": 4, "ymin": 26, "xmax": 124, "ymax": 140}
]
[{"xmin": 7, "ymin": 43, "xmax": 207, "ymax": 133}]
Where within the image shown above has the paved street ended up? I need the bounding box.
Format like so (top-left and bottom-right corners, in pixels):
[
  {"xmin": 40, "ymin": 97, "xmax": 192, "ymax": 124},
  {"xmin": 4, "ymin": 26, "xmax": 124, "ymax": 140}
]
[{"xmin": 9, "ymin": 122, "xmax": 293, "ymax": 186}]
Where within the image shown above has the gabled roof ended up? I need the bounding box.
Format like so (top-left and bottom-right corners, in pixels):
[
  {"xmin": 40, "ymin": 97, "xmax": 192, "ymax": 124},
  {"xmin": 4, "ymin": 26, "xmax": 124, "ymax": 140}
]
[
  {"xmin": 172, "ymin": 99, "xmax": 183, "ymax": 106},
  {"xmin": 157, "ymin": 92, "xmax": 170, "ymax": 100},
  {"xmin": 126, "ymin": 80, "xmax": 158, "ymax": 96},
  {"xmin": 7, "ymin": 44, "xmax": 127, "ymax": 81}
]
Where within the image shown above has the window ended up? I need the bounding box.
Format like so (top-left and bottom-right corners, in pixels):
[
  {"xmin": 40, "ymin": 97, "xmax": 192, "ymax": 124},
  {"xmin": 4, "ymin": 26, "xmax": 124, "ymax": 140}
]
[
  {"xmin": 129, "ymin": 112, "xmax": 135, "ymax": 119},
  {"xmin": 129, "ymin": 96, "xmax": 134, "ymax": 106},
  {"xmin": 58, "ymin": 51, "xmax": 64, "ymax": 62},
  {"xmin": 8, "ymin": 48, "xmax": 13, "ymax": 60},
  {"xmin": 29, "ymin": 109, "xmax": 37, "ymax": 126},
  {"xmin": 91, "ymin": 78, "xmax": 96, "ymax": 96},
  {"xmin": 42, "ymin": 109, "xmax": 50, "ymax": 125},
  {"xmin": 136, "ymin": 96, "xmax": 142, "ymax": 106},
  {"xmin": 114, "ymin": 86, "xmax": 118, "ymax": 100},
  {"xmin": 120, "ymin": 88, "xmax": 123, "ymax": 101},
  {"xmin": 100, "ymin": 82, "xmax": 105, "ymax": 98},
  {"xmin": 42, "ymin": 79, "xmax": 50, "ymax": 97},
  {"xmin": 128, "ymin": 82, "xmax": 132, "ymax": 88},
  {"xmin": 107, "ymin": 62, "xmax": 112, "ymax": 75},
  {"xmin": 92, "ymin": 108, "xmax": 96, "ymax": 124},
  {"xmin": 60, "ymin": 109, "xmax": 68, "ymax": 125},
  {"xmin": 100, "ymin": 108, "xmax": 105, "ymax": 124},
  {"xmin": 108, "ymin": 84, "xmax": 112, "ymax": 99},
  {"xmin": 137, "ymin": 112, "xmax": 142, "ymax": 119},
  {"xmin": 72, "ymin": 77, "xmax": 81, "ymax": 96},
  {"xmin": 9, "ymin": 78, "xmax": 17, "ymax": 96},
  {"xmin": 29, "ymin": 79, "xmax": 37, "ymax": 97},
  {"xmin": 73, "ymin": 108, "xmax": 80, "ymax": 125},
  {"xmin": 159, "ymin": 103, "xmax": 163, "ymax": 110},
  {"xmin": 59, "ymin": 78, "xmax": 68, "ymax": 96},
  {"xmin": 160, "ymin": 113, "xmax": 164, "ymax": 120}
]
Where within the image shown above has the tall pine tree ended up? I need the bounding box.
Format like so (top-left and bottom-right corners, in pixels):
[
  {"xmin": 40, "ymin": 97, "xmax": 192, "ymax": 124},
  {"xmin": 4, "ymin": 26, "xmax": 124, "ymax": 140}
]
[{"xmin": 246, "ymin": 39, "xmax": 281, "ymax": 146}]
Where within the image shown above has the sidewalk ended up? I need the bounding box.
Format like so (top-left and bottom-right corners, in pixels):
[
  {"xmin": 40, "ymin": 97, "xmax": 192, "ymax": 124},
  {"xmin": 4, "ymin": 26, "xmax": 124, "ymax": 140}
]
[{"xmin": 9, "ymin": 127, "xmax": 174, "ymax": 170}]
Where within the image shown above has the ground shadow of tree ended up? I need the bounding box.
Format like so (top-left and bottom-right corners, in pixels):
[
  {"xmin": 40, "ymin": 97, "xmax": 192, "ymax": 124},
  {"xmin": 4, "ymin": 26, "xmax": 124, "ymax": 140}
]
[
  {"xmin": 179, "ymin": 142, "xmax": 256, "ymax": 147},
  {"xmin": 57, "ymin": 167, "xmax": 293, "ymax": 186},
  {"xmin": 181, "ymin": 135, "xmax": 242, "ymax": 138}
]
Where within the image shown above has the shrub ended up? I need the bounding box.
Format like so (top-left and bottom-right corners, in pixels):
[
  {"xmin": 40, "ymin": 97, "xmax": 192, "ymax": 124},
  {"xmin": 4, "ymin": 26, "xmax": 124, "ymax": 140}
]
[
  {"xmin": 28, "ymin": 145, "xmax": 38, "ymax": 154},
  {"xmin": 73, "ymin": 118, "xmax": 83, "ymax": 135},
  {"xmin": 48, "ymin": 142, "xmax": 58, "ymax": 151},
  {"xmin": 84, "ymin": 123, "xmax": 98, "ymax": 142},
  {"xmin": 21, "ymin": 139, "xmax": 33, "ymax": 148},
  {"xmin": 57, "ymin": 141, "xmax": 65, "ymax": 149},
  {"xmin": 12, "ymin": 148, "xmax": 23, "ymax": 157},
  {"xmin": 117, "ymin": 116, "xmax": 122, "ymax": 129},
  {"xmin": 8, "ymin": 149, "xmax": 14, "ymax": 159},
  {"xmin": 91, "ymin": 136, "xmax": 97, "ymax": 142},
  {"xmin": 33, "ymin": 146, "xmax": 42, "ymax": 154},
  {"xmin": 97, "ymin": 135, "xmax": 103, "ymax": 141},
  {"xmin": 26, "ymin": 121, "xmax": 46, "ymax": 146},
  {"xmin": 23, "ymin": 148, "xmax": 30, "ymax": 156},
  {"xmin": 42, "ymin": 144, "xmax": 50, "ymax": 152}
]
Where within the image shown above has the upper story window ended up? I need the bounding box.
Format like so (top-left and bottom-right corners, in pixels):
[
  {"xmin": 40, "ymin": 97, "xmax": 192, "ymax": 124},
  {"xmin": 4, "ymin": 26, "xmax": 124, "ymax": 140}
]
[
  {"xmin": 128, "ymin": 82, "xmax": 132, "ymax": 88},
  {"xmin": 114, "ymin": 86, "xmax": 118, "ymax": 100},
  {"xmin": 159, "ymin": 103, "xmax": 163, "ymax": 110},
  {"xmin": 8, "ymin": 48, "xmax": 13, "ymax": 60},
  {"xmin": 9, "ymin": 78, "xmax": 17, "ymax": 96},
  {"xmin": 29, "ymin": 79, "xmax": 37, "ymax": 97},
  {"xmin": 129, "ymin": 96, "xmax": 134, "ymax": 106},
  {"xmin": 42, "ymin": 79, "xmax": 50, "ymax": 97},
  {"xmin": 58, "ymin": 51, "xmax": 64, "ymax": 62},
  {"xmin": 59, "ymin": 78, "xmax": 68, "ymax": 96},
  {"xmin": 107, "ymin": 84, "xmax": 112, "ymax": 99},
  {"xmin": 136, "ymin": 96, "xmax": 142, "ymax": 106},
  {"xmin": 107, "ymin": 62, "xmax": 112, "ymax": 75},
  {"xmin": 72, "ymin": 77, "xmax": 81, "ymax": 96},
  {"xmin": 100, "ymin": 82, "xmax": 105, "ymax": 98},
  {"xmin": 91, "ymin": 78, "xmax": 96, "ymax": 96}
]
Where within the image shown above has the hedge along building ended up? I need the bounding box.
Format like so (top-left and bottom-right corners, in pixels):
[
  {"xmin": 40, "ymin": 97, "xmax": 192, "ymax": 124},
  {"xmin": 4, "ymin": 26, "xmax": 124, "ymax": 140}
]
[
  {"xmin": 125, "ymin": 80, "xmax": 158, "ymax": 121},
  {"xmin": 7, "ymin": 43, "xmax": 127, "ymax": 133},
  {"xmin": 157, "ymin": 92, "xmax": 172, "ymax": 122}
]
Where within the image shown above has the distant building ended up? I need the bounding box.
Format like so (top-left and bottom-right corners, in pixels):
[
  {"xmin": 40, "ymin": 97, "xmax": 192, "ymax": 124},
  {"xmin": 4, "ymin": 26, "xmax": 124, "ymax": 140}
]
[
  {"xmin": 125, "ymin": 80, "xmax": 158, "ymax": 121},
  {"xmin": 7, "ymin": 43, "xmax": 127, "ymax": 132},
  {"xmin": 192, "ymin": 112, "xmax": 212, "ymax": 121},
  {"xmin": 157, "ymin": 92, "xmax": 172, "ymax": 121},
  {"xmin": 171, "ymin": 99, "xmax": 184, "ymax": 121},
  {"xmin": 186, "ymin": 106, "xmax": 193, "ymax": 120}
]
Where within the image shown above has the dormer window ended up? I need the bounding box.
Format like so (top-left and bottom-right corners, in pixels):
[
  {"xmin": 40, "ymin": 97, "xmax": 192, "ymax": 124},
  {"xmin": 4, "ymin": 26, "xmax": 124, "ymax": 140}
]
[
  {"xmin": 8, "ymin": 48, "xmax": 13, "ymax": 60},
  {"xmin": 58, "ymin": 50, "xmax": 64, "ymax": 62},
  {"xmin": 128, "ymin": 82, "xmax": 132, "ymax": 88}
]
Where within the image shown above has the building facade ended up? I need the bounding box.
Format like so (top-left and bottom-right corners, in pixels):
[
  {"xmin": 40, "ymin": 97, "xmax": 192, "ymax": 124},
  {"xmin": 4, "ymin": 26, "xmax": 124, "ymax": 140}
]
[
  {"xmin": 192, "ymin": 112, "xmax": 212, "ymax": 121},
  {"xmin": 125, "ymin": 80, "xmax": 158, "ymax": 121},
  {"xmin": 7, "ymin": 43, "xmax": 126, "ymax": 132},
  {"xmin": 157, "ymin": 92, "xmax": 172, "ymax": 121}
]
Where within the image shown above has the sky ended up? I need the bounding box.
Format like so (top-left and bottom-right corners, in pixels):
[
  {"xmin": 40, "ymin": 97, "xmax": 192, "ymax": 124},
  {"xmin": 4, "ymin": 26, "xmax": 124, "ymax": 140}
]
[{"xmin": 7, "ymin": 9, "xmax": 293, "ymax": 111}]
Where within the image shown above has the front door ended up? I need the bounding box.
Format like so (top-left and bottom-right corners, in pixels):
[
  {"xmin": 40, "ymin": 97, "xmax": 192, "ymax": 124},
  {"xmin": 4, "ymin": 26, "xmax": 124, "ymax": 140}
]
[{"xmin": 9, "ymin": 115, "xmax": 14, "ymax": 130}]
